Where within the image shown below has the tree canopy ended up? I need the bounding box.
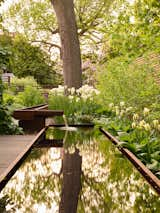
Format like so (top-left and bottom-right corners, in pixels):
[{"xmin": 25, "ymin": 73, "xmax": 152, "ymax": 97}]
[{"xmin": 0, "ymin": 33, "xmax": 61, "ymax": 86}]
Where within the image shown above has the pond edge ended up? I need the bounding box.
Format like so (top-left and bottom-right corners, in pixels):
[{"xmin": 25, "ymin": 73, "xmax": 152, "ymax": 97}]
[{"xmin": 100, "ymin": 127, "xmax": 160, "ymax": 195}]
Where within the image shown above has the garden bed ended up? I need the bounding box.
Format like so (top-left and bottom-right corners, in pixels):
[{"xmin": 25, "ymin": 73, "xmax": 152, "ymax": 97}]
[{"xmin": 100, "ymin": 127, "xmax": 160, "ymax": 195}]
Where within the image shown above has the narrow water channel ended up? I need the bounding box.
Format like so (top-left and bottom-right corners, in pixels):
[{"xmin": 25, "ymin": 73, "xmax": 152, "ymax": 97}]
[{"xmin": 0, "ymin": 127, "xmax": 160, "ymax": 212}]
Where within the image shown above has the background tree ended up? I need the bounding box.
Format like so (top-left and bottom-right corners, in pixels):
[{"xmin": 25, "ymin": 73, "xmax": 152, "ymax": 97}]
[
  {"xmin": 0, "ymin": 33, "xmax": 62, "ymax": 86},
  {"xmin": 100, "ymin": 0, "xmax": 160, "ymax": 60},
  {"xmin": 1, "ymin": 0, "xmax": 113, "ymax": 87},
  {"xmin": 10, "ymin": 35, "xmax": 61, "ymax": 86}
]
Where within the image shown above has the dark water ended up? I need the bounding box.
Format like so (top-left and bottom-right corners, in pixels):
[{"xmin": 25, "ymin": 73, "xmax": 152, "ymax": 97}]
[{"xmin": 0, "ymin": 127, "xmax": 160, "ymax": 213}]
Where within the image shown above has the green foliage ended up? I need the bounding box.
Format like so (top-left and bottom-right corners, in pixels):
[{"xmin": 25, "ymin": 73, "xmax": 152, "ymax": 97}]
[
  {"xmin": 0, "ymin": 71, "xmax": 3, "ymax": 104},
  {"xmin": 0, "ymin": 34, "xmax": 61, "ymax": 86},
  {"xmin": 15, "ymin": 85, "xmax": 45, "ymax": 107},
  {"xmin": 48, "ymin": 85, "xmax": 101, "ymax": 124},
  {"xmin": 97, "ymin": 56, "xmax": 160, "ymax": 109},
  {"xmin": 97, "ymin": 102, "xmax": 160, "ymax": 178},
  {"xmin": 1, "ymin": 0, "xmax": 113, "ymax": 59},
  {"xmin": 10, "ymin": 76, "xmax": 39, "ymax": 94},
  {"xmin": 101, "ymin": 0, "xmax": 160, "ymax": 59},
  {"xmin": 0, "ymin": 105, "xmax": 22, "ymax": 134},
  {"xmin": 2, "ymin": 0, "xmax": 57, "ymax": 42},
  {"xmin": 10, "ymin": 36, "xmax": 60, "ymax": 86},
  {"xmin": 3, "ymin": 77, "xmax": 45, "ymax": 109},
  {"xmin": 0, "ymin": 34, "xmax": 12, "ymax": 72}
]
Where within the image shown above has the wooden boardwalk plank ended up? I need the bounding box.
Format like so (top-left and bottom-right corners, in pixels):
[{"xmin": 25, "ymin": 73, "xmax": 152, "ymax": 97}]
[{"xmin": 0, "ymin": 135, "xmax": 35, "ymax": 183}]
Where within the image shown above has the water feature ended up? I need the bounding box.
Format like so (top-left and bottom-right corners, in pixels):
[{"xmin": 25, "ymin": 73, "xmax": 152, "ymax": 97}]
[
  {"xmin": 0, "ymin": 127, "xmax": 160, "ymax": 212},
  {"xmin": 59, "ymin": 114, "xmax": 77, "ymax": 131}
]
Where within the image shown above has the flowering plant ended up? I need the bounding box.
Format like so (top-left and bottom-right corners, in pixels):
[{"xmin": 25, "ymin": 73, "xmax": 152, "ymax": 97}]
[
  {"xmin": 97, "ymin": 102, "xmax": 160, "ymax": 178},
  {"xmin": 48, "ymin": 84, "xmax": 100, "ymax": 123}
]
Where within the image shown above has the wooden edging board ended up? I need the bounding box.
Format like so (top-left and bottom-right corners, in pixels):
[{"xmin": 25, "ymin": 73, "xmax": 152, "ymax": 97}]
[
  {"xmin": 99, "ymin": 127, "xmax": 160, "ymax": 195},
  {"xmin": 18, "ymin": 103, "xmax": 48, "ymax": 110},
  {"xmin": 0, "ymin": 128, "xmax": 46, "ymax": 192},
  {"xmin": 48, "ymin": 123, "xmax": 95, "ymax": 127},
  {"xmin": 13, "ymin": 109, "xmax": 63, "ymax": 120}
]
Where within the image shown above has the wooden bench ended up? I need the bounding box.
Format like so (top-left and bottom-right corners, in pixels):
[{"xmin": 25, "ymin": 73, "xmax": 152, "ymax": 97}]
[{"xmin": 12, "ymin": 104, "xmax": 63, "ymax": 133}]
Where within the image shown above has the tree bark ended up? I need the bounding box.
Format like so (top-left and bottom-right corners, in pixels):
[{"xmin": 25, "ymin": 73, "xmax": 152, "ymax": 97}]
[{"xmin": 51, "ymin": 0, "xmax": 82, "ymax": 88}]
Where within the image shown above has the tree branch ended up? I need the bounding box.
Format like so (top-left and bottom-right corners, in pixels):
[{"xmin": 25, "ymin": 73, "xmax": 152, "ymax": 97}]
[{"xmin": 31, "ymin": 40, "xmax": 61, "ymax": 50}]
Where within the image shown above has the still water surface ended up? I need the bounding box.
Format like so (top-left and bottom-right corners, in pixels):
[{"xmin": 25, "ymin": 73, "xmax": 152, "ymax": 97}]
[{"xmin": 0, "ymin": 127, "xmax": 160, "ymax": 212}]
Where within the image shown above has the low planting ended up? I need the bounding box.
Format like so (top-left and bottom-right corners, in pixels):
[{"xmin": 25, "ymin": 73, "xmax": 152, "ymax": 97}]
[
  {"xmin": 3, "ymin": 76, "xmax": 45, "ymax": 111},
  {"xmin": 48, "ymin": 84, "xmax": 101, "ymax": 124},
  {"xmin": 95, "ymin": 102, "xmax": 160, "ymax": 178}
]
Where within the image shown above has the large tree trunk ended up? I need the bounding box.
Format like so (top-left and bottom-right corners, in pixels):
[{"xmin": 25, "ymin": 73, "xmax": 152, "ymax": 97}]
[
  {"xmin": 59, "ymin": 148, "xmax": 82, "ymax": 213},
  {"xmin": 51, "ymin": 0, "xmax": 82, "ymax": 88}
]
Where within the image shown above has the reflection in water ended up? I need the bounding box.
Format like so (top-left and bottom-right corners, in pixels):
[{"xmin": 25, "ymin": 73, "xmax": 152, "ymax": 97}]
[
  {"xmin": 59, "ymin": 148, "xmax": 82, "ymax": 213},
  {"xmin": 0, "ymin": 128, "xmax": 160, "ymax": 212}
]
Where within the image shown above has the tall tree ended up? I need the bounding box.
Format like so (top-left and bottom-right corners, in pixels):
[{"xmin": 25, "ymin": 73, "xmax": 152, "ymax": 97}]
[
  {"xmin": 51, "ymin": 0, "xmax": 82, "ymax": 88},
  {"xmin": 1, "ymin": 0, "xmax": 112, "ymax": 87}
]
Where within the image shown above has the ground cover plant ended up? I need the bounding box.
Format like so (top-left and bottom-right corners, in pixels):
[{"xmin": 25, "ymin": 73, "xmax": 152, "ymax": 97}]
[{"xmin": 95, "ymin": 102, "xmax": 160, "ymax": 179}]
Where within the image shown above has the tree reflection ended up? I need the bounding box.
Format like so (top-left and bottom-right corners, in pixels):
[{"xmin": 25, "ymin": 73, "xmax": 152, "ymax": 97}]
[
  {"xmin": 0, "ymin": 128, "xmax": 160, "ymax": 212},
  {"xmin": 59, "ymin": 148, "xmax": 82, "ymax": 213}
]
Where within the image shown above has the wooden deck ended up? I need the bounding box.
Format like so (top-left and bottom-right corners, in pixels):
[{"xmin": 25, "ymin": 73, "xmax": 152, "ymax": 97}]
[
  {"xmin": 0, "ymin": 128, "xmax": 47, "ymax": 190},
  {"xmin": 0, "ymin": 135, "xmax": 36, "ymax": 183}
]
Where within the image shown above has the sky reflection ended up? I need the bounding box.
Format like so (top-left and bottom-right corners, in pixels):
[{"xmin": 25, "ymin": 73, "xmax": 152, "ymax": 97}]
[{"xmin": 0, "ymin": 128, "xmax": 160, "ymax": 212}]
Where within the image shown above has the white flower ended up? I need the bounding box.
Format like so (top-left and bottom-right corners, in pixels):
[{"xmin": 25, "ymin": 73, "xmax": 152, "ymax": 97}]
[
  {"xmin": 143, "ymin": 107, "xmax": 150, "ymax": 115},
  {"xmin": 50, "ymin": 85, "xmax": 65, "ymax": 96},
  {"xmin": 109, "ymin": 103, "xmax": 114, "ymax": 108},
  {"xmin": 68, "ymin": 95, "xmax": 74, "ymax": 100},
  {"xmin": 77, "ymin": 85, "xmax": 99, "ymax": 100},
  {"xmin": 152, "ymin": 119, "xmax": 159, "ymax": 128},
  {"xmin": 139, "ymin": 120, "xmax": 146, "ymax": 128},
  {"xmin": 115, "ymin": 109, "xmax": 119, "ymax": 115},
  {"xmin": 94, "ymin": 89, "xmax": 100, "ymax": 95},
  {"xmin": 133, "ymin": 113, "xmax": 139, "ymax": 121},
  {"xmin": 157, "ymin": 124, "xmax": 160, "ymax": 131},
  {"xmin": 132, "ymin": 122, "xmax": 136, "ymax": 128},
  {"xmin": 115, "ymin": 105, "xmax": 119, "ymax": 110},
  {"xmin": 120, "ymin": 101, "xmax": 125, "ymax": 107},
  {"xmin": 144, "ymin": 123, "xmax": 151, "ymax": 131},
  {"xmin": 70, "ymin": 87, "xmax": 76, "ymax": 95}
]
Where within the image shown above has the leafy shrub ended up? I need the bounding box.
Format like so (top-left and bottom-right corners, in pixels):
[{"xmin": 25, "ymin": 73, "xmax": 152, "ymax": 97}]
[
  {"xmin": 3, "ymin": 77, "xmax": 45, "ymax": 109},
  {"xmin": 0, "ymin": 34, "xmax": 62, "ymax": 86},
  {"xmin": 0, "ymin": 105, "xmax": 22, "ymax": 135},
  {"xmin": 3, "ymin": 92, "xmax": 15, "ymax": 105},
  {"xmin": 10, "ymin": 76, "xmax": 39, "ymax": 94},
  {"xmin": 15, "ymin": 85, "xmax": 45, "ymax": 107},
  {"xmin": 97, "ymin": 56, "xmax": 160, "ymax": 110}
]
